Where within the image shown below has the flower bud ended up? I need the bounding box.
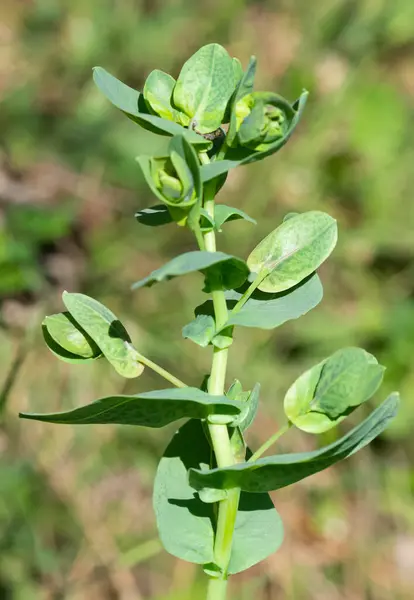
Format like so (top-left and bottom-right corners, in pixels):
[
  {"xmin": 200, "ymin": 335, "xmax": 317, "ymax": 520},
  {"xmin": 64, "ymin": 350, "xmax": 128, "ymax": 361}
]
[{"xmin": 233, "ymin": 92, "xmax": 295, "ymax": 151}]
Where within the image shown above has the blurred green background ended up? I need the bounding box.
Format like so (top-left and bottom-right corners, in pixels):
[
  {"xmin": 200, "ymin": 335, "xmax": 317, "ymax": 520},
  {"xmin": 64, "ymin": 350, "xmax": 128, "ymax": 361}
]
[{"xmin": 1, "ymin": 0, "xmax": 414, "ymax": 598}]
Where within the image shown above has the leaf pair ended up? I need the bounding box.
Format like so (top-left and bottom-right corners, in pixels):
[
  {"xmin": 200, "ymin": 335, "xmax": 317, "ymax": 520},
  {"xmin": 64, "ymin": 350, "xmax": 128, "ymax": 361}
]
[
  {"xmin": 189, "ymin": 393, "xmax": 399, "ymax": 493},
  {"xmin": 136, "ymin": 203, "xmax": 256, "ymax": 231},
  {"xmin": 42, "ymin": 292, "xmax": 143, "ymax": 378},
  {"xmin": 93, "ymin": 67, "xmax": 210, "ymax": 148},
  {"xmin": 153, "ymin": 419, "xmax": 283, "ymax": 574},
  {"xmin": 95, "ymin": 44, "xmax": 240, "ymax": 141}
]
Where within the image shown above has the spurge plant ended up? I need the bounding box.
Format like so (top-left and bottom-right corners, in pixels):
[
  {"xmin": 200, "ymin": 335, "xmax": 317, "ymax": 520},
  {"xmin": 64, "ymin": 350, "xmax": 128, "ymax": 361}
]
[{"xmin": 20, "ymin": 44, "xmax": 399, "ymax": 599}]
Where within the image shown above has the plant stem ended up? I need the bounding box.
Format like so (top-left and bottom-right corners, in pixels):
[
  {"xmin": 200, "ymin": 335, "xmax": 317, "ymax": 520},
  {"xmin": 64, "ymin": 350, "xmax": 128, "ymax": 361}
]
[
  {"xmin": 206, "ymin": 577, "xmax": 228, "ymax": 600},
  {"xmin": 229, "ymin": 268, "xmax": 269, "ymax": 317},
  {"xmin": 135, "ymin": 352, "xmax": 187, "ymax": 388},
  {"xmin": 248, "ymin": 421, "xmax": 293, "ymax": 462},
  {"xmin": 199, "ymin": 152, "xmax": 240, "ymax": 597}
]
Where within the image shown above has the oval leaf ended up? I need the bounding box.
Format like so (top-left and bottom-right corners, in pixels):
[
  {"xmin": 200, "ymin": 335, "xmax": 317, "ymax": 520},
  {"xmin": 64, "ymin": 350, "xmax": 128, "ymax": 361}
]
[
  {"xmin": 19, "ymin": 388, "xmax": 241, "ymax": 427},
  {"xmin": 62, "ymin": 292, "xmax": 143, "ymax": 378},
  {"xmin": 284, "ymin": 347, "xmax": 385, "ymax": 433},
  {"xmin": 247, "ymin": 211, "xmax": 337, "ymax": 293},
  {"xmin": 195, "ymin": 274, "xmax": 323, "ymax": 330},
  {"xmin": 131, "ymin": 251, "xmax": 249, "ymax": 291},
  {"xmin": 214, "ymin": 205, "xmax": 256, "ymax": 230},
  {"xmin": 173, "ymin": 44, "xmax": 237, "ymax": 133},
  {"xmin": 153, "ymin": 419, "xmax": 284, "ymax": 573},
  {"xmin": 189, "ymin": 394, "xmax": 399, "ymax": 493}
]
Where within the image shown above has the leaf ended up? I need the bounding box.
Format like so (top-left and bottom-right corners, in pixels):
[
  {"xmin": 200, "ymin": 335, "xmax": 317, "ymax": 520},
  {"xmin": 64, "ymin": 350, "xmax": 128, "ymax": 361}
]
[
  {"xmin": 173, "ymin": 44, "xmax": 237, "ymax": 133},
  {"xmin": 247, "ymin": 211, "xmax": 337, "ymax": 293},
  {"xmin": 143, "ymin": 69, "xmax": 189, "ymax": 126},
  {"xmin": 228, "ymin": 489, "xmax": 283, "ymax": 574},
  {"xmin": 232, "ymin": 383, "xmax": 260, "ymax": 432},
  {"xmin": 93, "ymin": 67, "xmax": 210, "ymax": 148},
  {"xmin": 137, "ymin": 134, "xmax": 201, "ymax": 213},
  {"xmin": 153, "ymin": 419, "xmax": 284, "ymax": 572},
  {"xmin": 19, "ymin": 388, "xmax": 242, "ymax": 427},
  {"xmin": 42, "ymin": 324, "xmax": 101, "ymax": 365},
  {"xmin": 43, "ymin": 312, "xmax": 102, "ymax": 362},
  {"xmin": 199, "ymin": 90, "xmax": 308, "ymax": 181},
  {"xmin": 214, "ymin": 205, "xmax": 256, "ymax": 230},
  {"xmin": 153, "ymin": 419, "xmax": 215, "ymax": 565},
  {"xmin": 227, "ymin": 56, "xmax": 257, "ymax": 146},
  {"xmin": 313, "ymin": 348, "xmax": 385, "ymax": 418},
  {"xmin": 195, "ymin": 274, "xmax": 323, "ymax": 330},
  {"xmin": 189, "ymin": 393, "xmax": 399, "ymax": 493},
  {"xmin": 135, "ymin": 205, "xmax": 173, "ymax": 227},
  {"xmin": 284, "ymin": 348, "xmax": 385, "ymax": 433},
  {"xmin": 62, "ymin": 292, "xmax": 144, "ymax": 378},
  {"xmin": 131, "ymin": 251, "xmax": 249, "ymax": 291},
  {"xmin": 182, "ymin": 315, "xmax": 216, "ymax": 348}
]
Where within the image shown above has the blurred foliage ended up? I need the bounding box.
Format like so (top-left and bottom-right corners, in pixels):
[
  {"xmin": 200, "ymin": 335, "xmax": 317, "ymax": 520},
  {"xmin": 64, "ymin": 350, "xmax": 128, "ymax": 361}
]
[{"xmin": 1, "ymin": 0, "xmax": 414, "ymax": 598}]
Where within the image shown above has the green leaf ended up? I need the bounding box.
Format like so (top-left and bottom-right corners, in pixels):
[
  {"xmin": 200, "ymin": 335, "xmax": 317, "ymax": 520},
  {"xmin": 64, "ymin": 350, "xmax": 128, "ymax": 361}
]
[
  {"xmin": 247, "ymin": 211, "xmax": 337, "ymax": 293},
  {"xmin": 93, "ymin": 67, "xmax": 210, "ymax": 148},
  {"xmin": 182, "ymin": 315, "xmax": 216, "ymax": 347},
  {"xmin": 143, "ymin": 69, "xmax": 189, "ymax": 126},
  {"xmin": 189, "ymin": 393, "xmax": 399, "ymax": 493},
  {"xmin": 153, "ymin": 419, "xmax": 284, "ymax": 572},
  {"xmin": 228, "ymin": 489, "xmax": 283, "ymax": 574},
  {"xmin": 227, "ymin": 56, "xmax": 257, "ymax": 146},
  {"xmin": 284, "ymin": 348, "xmax": 385, "ymax": 433},
  {"xmin": 135, "ymin": 205, "xmax": 173, "ymax": 227},
  {"xmin": 199, "ymin": 90, "xmax": 308, "ymax": 181},
  {"xmin": 195, "ymin": 274, "xmax": 323, "ymax": 330},
  {"xmin": 153, "ymin": 419, "xmax": 215, "ymax": 565},
  {"xmin": 19, "ymin": 388, "xmax": 242, "ymax": 427},
  {"xmin": 42, "ymin": 323, "xmax": 101, "ymax": 365},
  {"xmin": 42, "ymin": 312, "xmax": 102, "ymax": 362},
  {"xmin": 199, "ymin": 205, "xmax": 255, "ymax": 231},
  {"xmin": 173, "ymin": 44, "xmax": 237, "ymax": 134},
  {"xmin": 136, "ymin": 135, "xmax": 201, "ymax": 220},
  {"xmin": 62, "ymin": 292, "xmax": 144, "ymax": 378},
  {"xmin": 230, "ymin": 383, "xmax": 260, "ymax": 432},
  {"xmin": 131, "ymin": 251, "xmax": 249, "ymax": 291},
  {"xmin": 214, "ymin": 205, "xmax": 256, "ymax": 230}
]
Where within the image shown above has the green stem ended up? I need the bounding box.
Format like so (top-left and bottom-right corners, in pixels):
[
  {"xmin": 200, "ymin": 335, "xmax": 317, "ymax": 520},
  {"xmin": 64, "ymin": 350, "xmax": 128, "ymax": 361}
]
[
  {"xmin": 135, "ymin": 352, "xmax": 187, "ymax": 388},
  {"xmin": 198, "ymin": 152, "xmax": 240, "ymax": 596},
  {"xmin": 229, "ymin": 268, "xmax": 269, "ymax": 318},
  {"xmin": 248, "ymin": 421, "xmax": 293, "ymax": 463},
  {"xmin": 206, "ymin": 577, "xmax": 228, "ymax": 600}
]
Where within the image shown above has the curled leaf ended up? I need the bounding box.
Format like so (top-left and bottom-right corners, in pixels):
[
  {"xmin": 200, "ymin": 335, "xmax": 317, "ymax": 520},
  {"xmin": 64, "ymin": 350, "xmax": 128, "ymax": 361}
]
[
  {"xmin": 233, "ymin": 92, "xmax": 295, "ymax": 151},
  {"xmin": 62, "ymin": 292, "xmax": 144, "ymax": 378},
  {"xmin": 137, "ymin": 135, "xmax": 201, "ymax": 224},
  {"xmin": 143, "ymin": 69, "xmax": 189, "ymax": 126},
  {"xmin": 42, "ymin": 312, "xmax": 102, "ymax": 364}
]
